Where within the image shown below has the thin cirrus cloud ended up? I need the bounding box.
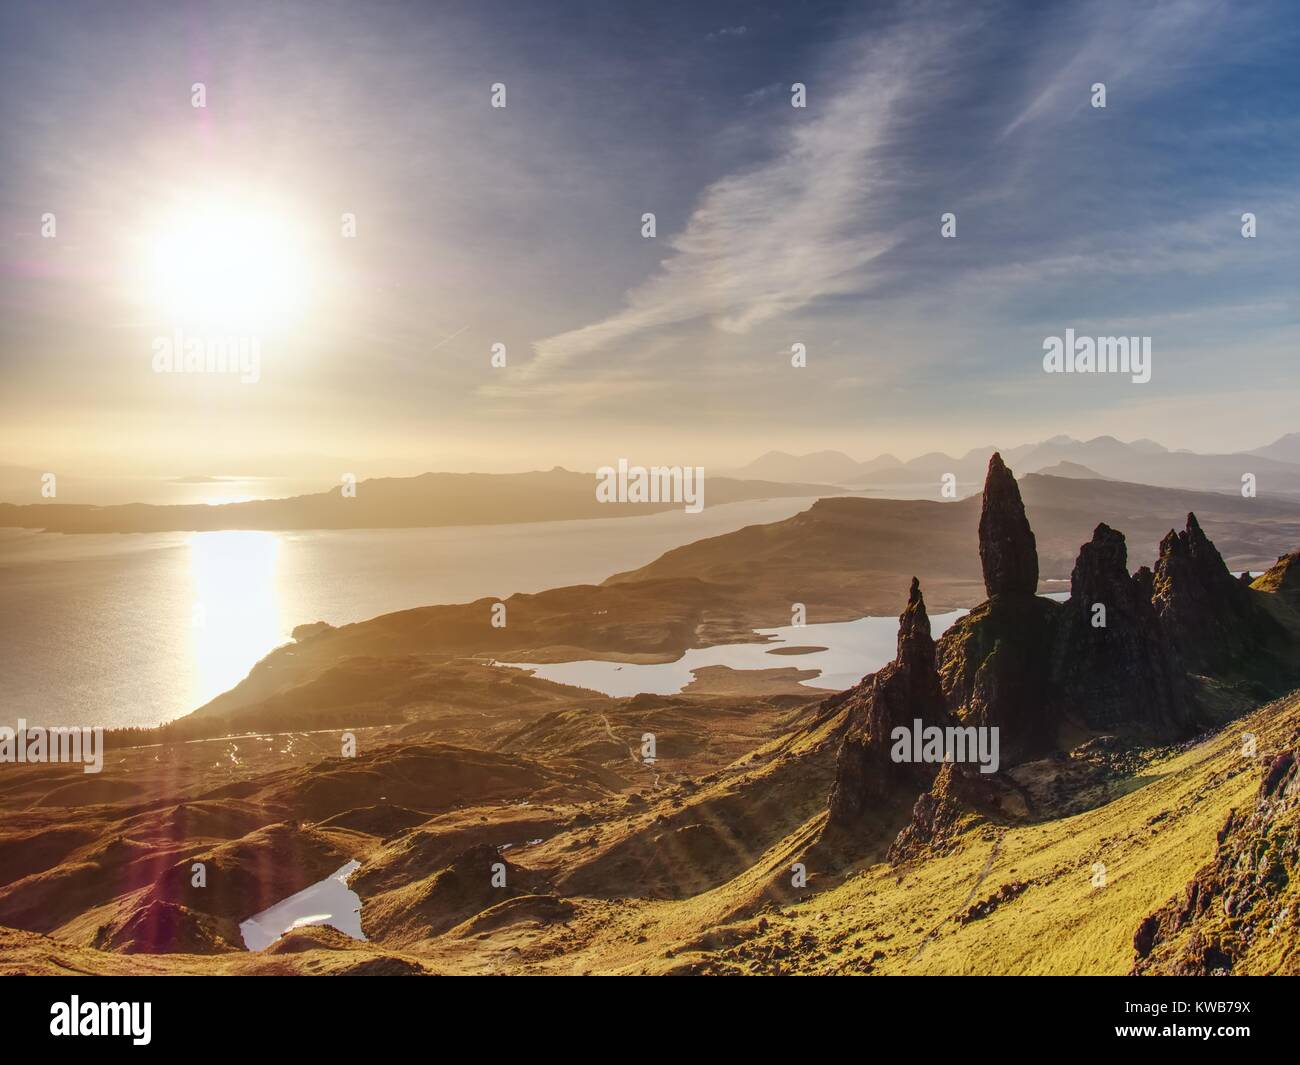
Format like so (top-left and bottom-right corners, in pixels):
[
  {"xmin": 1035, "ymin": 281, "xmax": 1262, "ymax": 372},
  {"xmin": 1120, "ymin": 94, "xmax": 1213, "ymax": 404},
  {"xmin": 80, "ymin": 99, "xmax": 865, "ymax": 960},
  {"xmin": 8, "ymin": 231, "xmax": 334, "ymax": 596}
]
[
  {"xmin": 514, "ymin": 0, "xmax": 1297, "ymax": 412},
  {"xmin": 997, "ymin": 0, "xmax": 1228, "ymax": 140},
  {"xmin": 517, "ymin": 20, "xmax": 956, "ymax": 383}
]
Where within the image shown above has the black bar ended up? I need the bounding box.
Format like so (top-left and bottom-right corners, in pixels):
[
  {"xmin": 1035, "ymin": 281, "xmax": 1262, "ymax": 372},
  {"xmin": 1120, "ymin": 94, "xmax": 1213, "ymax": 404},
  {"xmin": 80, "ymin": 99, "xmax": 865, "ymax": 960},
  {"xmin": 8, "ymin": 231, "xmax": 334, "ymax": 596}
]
[{"xmin": 0, "ymin": 975, "xmax": 1291, "ymax": 1051}]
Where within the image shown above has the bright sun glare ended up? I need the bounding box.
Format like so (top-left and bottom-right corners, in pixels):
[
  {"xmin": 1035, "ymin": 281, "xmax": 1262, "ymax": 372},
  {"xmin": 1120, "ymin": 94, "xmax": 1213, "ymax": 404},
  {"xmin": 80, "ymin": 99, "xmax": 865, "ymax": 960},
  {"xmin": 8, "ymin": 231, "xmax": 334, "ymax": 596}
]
[
  {"xmin": 146, "ymin": 197, "xmax": 312, "ymax": 330},
  {"xmin": 188, "ymin": 530, "xmax": 284, "ymax": 708}
]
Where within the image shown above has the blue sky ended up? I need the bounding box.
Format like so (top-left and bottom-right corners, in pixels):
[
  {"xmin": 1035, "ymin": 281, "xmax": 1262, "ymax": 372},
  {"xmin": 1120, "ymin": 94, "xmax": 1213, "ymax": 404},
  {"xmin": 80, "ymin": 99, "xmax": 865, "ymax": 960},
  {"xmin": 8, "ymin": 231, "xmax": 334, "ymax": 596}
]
[{"xmin": 1, "ymin": 0, "xmax": 1298, "ymax": 477}]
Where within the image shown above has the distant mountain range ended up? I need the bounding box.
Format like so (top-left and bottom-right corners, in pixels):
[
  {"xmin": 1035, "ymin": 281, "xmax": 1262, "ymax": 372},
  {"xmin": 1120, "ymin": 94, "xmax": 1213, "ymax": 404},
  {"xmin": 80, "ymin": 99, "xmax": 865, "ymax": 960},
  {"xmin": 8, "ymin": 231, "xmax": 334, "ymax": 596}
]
[
  {"xmin": 6, "ymin": 432, "xmax": 1298, "ymax": 534},
  {"xmin": 1249, "ymin": 432, "xmax": 1300, "ymax": 464},
  {"xmin": 0, "ymin": 468, "xmax": 843, "ymax": 534},
  {"xmin": 728, "ymin": 432, "xmax": 1300, "ymax": 496}
]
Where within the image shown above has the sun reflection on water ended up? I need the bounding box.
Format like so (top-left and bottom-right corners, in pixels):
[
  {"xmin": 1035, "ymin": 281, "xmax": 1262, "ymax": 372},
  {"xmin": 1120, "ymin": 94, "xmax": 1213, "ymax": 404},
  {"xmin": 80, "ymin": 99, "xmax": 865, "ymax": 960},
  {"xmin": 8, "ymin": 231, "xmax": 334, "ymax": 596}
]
[{"xmin": 188, "ymin": 531, "xmax": 285, "ymax": 708}]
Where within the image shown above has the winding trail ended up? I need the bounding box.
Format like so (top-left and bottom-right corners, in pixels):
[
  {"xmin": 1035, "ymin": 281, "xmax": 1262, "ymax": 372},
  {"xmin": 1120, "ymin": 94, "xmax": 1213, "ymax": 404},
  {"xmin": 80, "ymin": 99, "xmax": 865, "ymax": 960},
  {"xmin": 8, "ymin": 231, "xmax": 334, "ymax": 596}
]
[
  {"xmin": 599, "ymin": 713, "xmax": 660, "ymax": 788},
  {"xmin": 909, "ymin": 830, "xmax": 1005, "ymax": 964}
]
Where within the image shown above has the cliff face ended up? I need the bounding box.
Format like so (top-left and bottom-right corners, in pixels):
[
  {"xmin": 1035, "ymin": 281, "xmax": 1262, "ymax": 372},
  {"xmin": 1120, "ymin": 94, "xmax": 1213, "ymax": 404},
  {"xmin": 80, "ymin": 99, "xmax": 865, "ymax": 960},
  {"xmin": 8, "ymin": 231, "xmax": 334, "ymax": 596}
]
[
  {"xmin": 1152, "ymin": 512, "xmax": 1279, "ymax": 675},
  {"xmin": 827, "ymin": 578, "xmax": 948, "ymax": 824},
  {"xmin": 1052, "ymin": 523, "xmax": 1195, "ymax": 736},
  {"xmin": 936, "ymin": 596, "xmax": 1061, "ymax": 762}
]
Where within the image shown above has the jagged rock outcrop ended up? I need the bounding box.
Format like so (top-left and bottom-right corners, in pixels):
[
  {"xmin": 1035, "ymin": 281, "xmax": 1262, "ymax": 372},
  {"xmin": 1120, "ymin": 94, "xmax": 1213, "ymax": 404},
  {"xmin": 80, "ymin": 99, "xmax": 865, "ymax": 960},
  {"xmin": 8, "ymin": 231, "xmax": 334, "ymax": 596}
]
[
  {"xmin": 827, "ymin": 578, "xmax": 949, "ymax": 824},
  {"xmin": 1152, "ymin": 513, "xmax": 1280, "ymax": 675},
  {"xmin": 832, "ymin": 457, "xmax": 1299, "ymax": 828},
  {"xmin": 1133, "ymin": 564, "xmax": 1154, "ymax": 601},
  {"xmin": 937, "ymin": 454, "xmax": 1060, "ymax": 763},
  {"xmin": 1132, "ymin": 748, "xmax": 1300, "ymax": 975},
  {"xmin": 936, "ymin": 596, "xmax": 1062, "ymax": 763},
  {"xmin": 886, "ymin": 762, "xmax": 1016, "ymax": 863},
  {"xmin": 1052, "ymin": 523, "xmax": 1195, "ymax": 736},
  {"xmin": 978, "ymin": 452, "xmax": 1038, "ymax": 598}
]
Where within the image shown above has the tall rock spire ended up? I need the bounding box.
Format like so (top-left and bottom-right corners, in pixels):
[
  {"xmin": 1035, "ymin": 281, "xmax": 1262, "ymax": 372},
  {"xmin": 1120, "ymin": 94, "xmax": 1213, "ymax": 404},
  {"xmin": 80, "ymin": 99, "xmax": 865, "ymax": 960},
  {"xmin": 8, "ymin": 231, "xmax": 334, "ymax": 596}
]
[
  {"xmin": 828, "ymin": 578, "xmax": 948, "ymax": 825},
  {"xmin": 896, "ymin": 576, "xmax": 936, "ymax": 669},
  {"xmin": 978, "ymin": 453, "xmax": 1038, "ymax": 598},
  {"xmin": 937, "ymin": 453, "xmax": 1057, "ymax": 764}
]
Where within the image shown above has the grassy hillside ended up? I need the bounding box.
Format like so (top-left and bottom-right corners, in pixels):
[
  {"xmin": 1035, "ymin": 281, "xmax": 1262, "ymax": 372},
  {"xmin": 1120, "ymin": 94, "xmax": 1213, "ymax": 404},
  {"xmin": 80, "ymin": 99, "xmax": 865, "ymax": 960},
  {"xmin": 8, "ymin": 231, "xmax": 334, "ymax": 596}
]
[{"xmin": 4, "ymin": 678, "xmax": 1295, "ymax": 975}]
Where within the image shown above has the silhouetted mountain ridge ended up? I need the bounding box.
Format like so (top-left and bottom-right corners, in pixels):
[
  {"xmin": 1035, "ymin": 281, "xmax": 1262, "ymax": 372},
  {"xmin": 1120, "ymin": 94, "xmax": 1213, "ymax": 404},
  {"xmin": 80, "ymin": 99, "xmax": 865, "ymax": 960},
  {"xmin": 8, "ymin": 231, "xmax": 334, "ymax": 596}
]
[
  {"xmin": 731, "ymin": 433, "xmax": 1300, "ymax": 496},
  {"xmin": 0, "ymin": 468, "xmax": 845, "ymax": 533}
]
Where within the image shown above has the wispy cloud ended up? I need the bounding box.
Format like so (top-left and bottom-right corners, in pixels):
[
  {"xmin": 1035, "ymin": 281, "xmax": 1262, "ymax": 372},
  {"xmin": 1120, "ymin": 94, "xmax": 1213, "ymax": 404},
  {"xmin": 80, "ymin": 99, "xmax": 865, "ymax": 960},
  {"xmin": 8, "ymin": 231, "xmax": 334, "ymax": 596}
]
[
  {"xmin": 520, "ymin": 18, "xmax": 956, "ymax": 380},
  {"xmin": 1000, "ymin": 0, "xmax": 1230, "ymax": 139}
]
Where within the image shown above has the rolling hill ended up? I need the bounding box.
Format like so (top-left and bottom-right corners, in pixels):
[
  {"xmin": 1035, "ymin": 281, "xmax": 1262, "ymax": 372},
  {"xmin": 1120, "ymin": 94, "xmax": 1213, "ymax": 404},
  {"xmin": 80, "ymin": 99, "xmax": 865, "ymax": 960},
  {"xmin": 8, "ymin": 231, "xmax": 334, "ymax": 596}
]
[{"xmin": 0, "ymin": 468, "xmax": 845, "ymax": 534}]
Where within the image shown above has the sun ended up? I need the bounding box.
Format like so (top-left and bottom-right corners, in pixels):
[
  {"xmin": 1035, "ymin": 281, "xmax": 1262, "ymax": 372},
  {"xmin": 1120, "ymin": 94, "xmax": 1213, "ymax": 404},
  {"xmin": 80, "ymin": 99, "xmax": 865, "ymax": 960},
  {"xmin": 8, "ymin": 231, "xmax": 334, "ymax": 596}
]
[{"xmin": 144, "ymin": 195, "xmax": 312, "ymax": 331}]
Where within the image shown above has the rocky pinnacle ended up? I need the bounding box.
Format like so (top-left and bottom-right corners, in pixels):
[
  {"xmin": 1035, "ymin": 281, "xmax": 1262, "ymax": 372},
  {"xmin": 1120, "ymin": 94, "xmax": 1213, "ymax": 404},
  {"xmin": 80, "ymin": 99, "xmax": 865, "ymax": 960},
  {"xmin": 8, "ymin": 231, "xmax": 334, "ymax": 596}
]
[
  {"xmin": 978, "ymin": 452, "xmax": 1038, "ymax": 598},
  {"xmin": 827, "ymin": 577, "xmax": 948, "ymax": 824}
]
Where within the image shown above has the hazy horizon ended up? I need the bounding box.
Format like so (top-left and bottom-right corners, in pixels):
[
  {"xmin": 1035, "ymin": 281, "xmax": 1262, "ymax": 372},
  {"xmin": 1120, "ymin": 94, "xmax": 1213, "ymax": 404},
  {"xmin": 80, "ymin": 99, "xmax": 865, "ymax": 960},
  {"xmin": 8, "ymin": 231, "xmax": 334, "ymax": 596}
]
[{"xmin": 4, "ymin": 425, "xmax": 1296, "ymax": 510}]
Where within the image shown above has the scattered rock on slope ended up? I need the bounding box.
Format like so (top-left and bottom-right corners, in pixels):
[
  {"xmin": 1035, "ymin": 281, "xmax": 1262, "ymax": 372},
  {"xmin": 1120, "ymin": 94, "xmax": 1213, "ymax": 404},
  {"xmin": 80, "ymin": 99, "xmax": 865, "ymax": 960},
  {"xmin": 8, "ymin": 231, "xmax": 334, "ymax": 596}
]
[{"xmin": 1132, "ymin": 748, "xmax": 1300, "ymax": 975}]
